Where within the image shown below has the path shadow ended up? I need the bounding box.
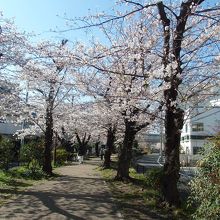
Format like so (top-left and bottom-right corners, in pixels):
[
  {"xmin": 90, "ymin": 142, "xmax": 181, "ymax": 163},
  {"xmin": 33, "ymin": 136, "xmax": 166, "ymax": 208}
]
[
  {"xmin": 0, "ymin": 173, "xmax": 166, "ymax": 220},
  {"xmin": 0, "ymin": 174, "xmax": 120, "ymax": 219}
]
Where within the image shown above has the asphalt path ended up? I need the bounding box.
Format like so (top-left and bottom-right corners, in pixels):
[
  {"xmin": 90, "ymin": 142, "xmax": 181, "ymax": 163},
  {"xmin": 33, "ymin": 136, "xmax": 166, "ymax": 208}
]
[{"xmin": 0, "ymin": 158, "xmax": 123, "ymax": 220}]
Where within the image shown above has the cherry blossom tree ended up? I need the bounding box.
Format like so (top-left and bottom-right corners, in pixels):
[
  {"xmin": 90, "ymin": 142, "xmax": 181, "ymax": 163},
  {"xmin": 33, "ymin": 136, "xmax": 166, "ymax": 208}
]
[
  {"xmin": 149, "ymin": 0, "xmax": 220, "ymax": 206},
  {"xmin": 73, "ymin": 64, "xmax": 120, "ymax": 168},
  {"xmin": 67, "ymin": 0, "xmax": 220, "ymax": 206},
  {"xmin": 0, "ymin": 15, "xmax": 28, "ymax": 120},
  {"xmin": 19, "ymin": 40, "xmax": 76, "ymax": 175},
  {"xmin": 72, "ymin": 18, "xmax": 162, "ymax": 179}
]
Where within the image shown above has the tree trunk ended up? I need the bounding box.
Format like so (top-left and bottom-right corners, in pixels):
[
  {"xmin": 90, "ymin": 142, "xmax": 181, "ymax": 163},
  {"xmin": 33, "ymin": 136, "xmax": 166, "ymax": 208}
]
[
  {"xmin": 95, "ymin": 141, "xmax": 100, "ymax": 157},
  {"xmin": 103, "ymin": 125, "xmax": 116, "ymax": 169},
  {"xmin": 53, "ymin": 143, "xmax": 57, "ymax": 167},
  {"xmin": 162, "ymin": 94, "xmax": 184, "ymax": 207},
  {"xmin": 42, "ymin": 81, "xmax": 55, "ymax": 175},
  {"xmin": 42, "ymin": 106, "xmax": 53, "ymax": 175},
  {"xmin": 53, "ymin": 133, "xmax": 58, "ymax": 167},
  {"xmin": 75, "ymin": 132, "xmax": 91, "ymax": 157},
  {"xmin": 157, "ymin": 0, "xmax": 205, "ymax": 208},
  {"xmin": 116, "ymin": 121, "xmax": 136, "ymax": 180}
]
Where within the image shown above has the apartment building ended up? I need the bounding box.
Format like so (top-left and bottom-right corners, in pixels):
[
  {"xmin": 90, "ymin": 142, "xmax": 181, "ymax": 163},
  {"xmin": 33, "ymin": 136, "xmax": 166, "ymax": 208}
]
[{"xmin": 181, "ymin": 102, "xmax": 220, "ymax": 155}]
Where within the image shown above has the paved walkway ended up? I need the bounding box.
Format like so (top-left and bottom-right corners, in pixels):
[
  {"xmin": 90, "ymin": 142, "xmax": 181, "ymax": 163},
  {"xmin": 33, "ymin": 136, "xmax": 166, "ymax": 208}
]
[{"xmin": 0, "ymin": 158, "xmax": 122, "ymax": 220}]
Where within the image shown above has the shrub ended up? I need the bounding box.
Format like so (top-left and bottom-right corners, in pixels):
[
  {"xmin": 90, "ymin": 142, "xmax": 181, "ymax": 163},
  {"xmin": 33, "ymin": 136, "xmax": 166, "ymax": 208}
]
[
  {"xmin": 144, "ymin": 167, "xmax": 164, "ymax": 190},
  {"xmin": 9, "ymin": 165, "xmax": 46, "ymax": 180},
  {"xmin": 55, "ymin": 148, "xmax": 68, "ymax": 165},
  {"xmin": 20, "ymin": 140, "xmax": 44, "ymax": 166},
  {"xmin": 0, "ymin": 137, "xmax": 14, "ymax": 170},
  {"xmin": 28, "ymin": 159, "xmax": 41, "ymax": 174},
  {"xmin": 8, "ymin": 166, "xmax": 28, "ymax": 178},
  {"xmin": 188, "ymin": 135, "xmax": 220, "ymax": 219}
]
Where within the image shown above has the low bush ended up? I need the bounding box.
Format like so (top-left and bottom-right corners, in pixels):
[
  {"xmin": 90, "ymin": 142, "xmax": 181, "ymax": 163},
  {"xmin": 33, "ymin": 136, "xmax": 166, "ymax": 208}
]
[
  {"xmin": 144, "ymin": 167, "xmax": 163, "ymax": 190},
  {"xmin": 0, "ymin": 137, "xmax": 14, "ymax": 170},
  {"xmin": 55, "ymin": 148, "xmax": 68, "ymax": 165},
  {"xmin": 188, "ymin": 135, "xmax": 220, "ymax": 219},
  {"xmin": 20, "ymin": 140, "xmax": 44, "ymax": 166},
  {"xmin": 9, "ymin": 165, "xmax": 46, "ymax": 180}
]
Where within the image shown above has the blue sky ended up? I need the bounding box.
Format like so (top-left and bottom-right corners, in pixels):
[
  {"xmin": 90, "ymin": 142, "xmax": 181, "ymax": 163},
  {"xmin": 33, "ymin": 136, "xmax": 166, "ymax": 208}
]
[
  {"xmin": 1, "ymin": 0, "xmax": 115, "ymax": 42},
  {"xmin": 1, "ymin": 0, "xmax": 218, "ymax": 43}
]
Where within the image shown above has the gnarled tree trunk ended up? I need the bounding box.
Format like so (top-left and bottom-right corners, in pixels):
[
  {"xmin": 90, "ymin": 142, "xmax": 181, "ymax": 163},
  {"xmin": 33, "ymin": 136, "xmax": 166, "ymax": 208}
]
[
  {"xmin": 162, "ymin": 100, "xmax": 184, "ymax": 206},
  {"xmin": 75, "ymin": 132, "xmax": 91, "ymax": 157},
  {"xmin": 157, "ymin": 0, "xmax": 204, "ymax": 207},
  {"xmin": 116, "ymin": 120, "xmax": 136, "ymax": 180},
  {"xmin": 103, "ymin": 125, "xmax": 116, "ymax": 169}
]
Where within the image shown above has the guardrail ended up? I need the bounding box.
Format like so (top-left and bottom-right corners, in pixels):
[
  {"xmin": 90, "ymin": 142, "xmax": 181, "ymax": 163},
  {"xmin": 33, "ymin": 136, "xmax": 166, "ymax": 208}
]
[
  {"xmin": 135, "ymin": 154, "xmax": 197, "ymax": 179},
  {"xmin": 157, "ymin": 155, "xmax": 164, "ymax": 167}
]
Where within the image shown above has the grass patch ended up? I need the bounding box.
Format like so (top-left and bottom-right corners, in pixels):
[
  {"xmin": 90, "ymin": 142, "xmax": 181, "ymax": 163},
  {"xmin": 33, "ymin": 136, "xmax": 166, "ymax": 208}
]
[
  {"xmin": 100, "ymin": 166, "xmax": 193, "ymax": 220},
  {"xmin": 0, "ymin": 169, "xmax": 33, "ymax": 189},
  {"xmin": 0, "ymin": 166, "xmax": 54, "ymax": 206},
  {"xmin": 0, "ymin": 170, "xmax": 31, "ymax": 206},
  {"xmin": 8, "ymin": 166, "xmax": 47, "ymax": 180}
]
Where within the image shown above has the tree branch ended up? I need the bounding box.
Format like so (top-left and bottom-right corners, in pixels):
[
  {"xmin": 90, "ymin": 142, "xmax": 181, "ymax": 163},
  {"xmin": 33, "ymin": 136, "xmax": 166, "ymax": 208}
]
[
  {"xmin": 122, "ymin": 0, "xmax": 144, "ymax": 9},
  {"xmin": 157, "ymin": 1, "xmax": 170, "ymax": 67},
  {"xmin": 59, "ymin": 3, "xmax": 157, "ymax": 32}
]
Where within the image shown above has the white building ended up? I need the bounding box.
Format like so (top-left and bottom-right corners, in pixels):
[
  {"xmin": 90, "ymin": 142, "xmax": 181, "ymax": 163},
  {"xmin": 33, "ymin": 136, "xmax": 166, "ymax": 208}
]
[
  {"xmin": 181, "ymin": 102, "xmax": 220, "ymax": 155},
  {"xmin": 0, "ymin": 80, "xmax": 22, "ymax": 136}
]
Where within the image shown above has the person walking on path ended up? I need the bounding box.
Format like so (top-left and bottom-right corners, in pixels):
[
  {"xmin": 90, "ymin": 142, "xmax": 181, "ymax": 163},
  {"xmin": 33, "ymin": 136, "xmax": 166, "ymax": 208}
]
[
  {"xmin": 95, "ymin": 141, "xmax": 100, "ymax": 157},
  {"xmin": 100, "ymin": 145, "xmax": 105, "ymax": 160}
]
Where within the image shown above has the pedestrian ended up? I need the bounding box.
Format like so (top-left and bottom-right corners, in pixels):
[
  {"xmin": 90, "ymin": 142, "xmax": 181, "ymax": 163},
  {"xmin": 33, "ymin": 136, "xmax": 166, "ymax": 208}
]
[
  {"xmin": 77, "ymin": 153, "xmax": 83, "ymax": 164},
  {"xmin": 100, "ymin": 145, "xmax": 105, "ymax": 160},
  {"xmin": 78, "ymin": 146, "xmax": 84, "ymax": 164},
  {"xmin": 95, "ymin": 141, "xmax": 100, "ymax": 157}
]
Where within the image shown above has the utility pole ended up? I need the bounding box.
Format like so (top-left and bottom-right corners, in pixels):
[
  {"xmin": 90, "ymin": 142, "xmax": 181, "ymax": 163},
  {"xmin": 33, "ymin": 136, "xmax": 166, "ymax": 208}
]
[{"xmin": 20, "ymin": 82, "xmax": 29, "ymax": 147}]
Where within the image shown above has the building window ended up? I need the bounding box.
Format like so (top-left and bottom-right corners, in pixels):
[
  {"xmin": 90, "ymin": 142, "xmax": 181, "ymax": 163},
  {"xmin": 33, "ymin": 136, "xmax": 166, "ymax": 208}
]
[
  {"xmin": 193, "ymin": 146, "xmax": 201, "ymax": 155},
  {"xmin": 190, "ymin": 135, "xmax": 212, "ymax": 140},
  {"xmin": 181, "ymin": 135, "xmax": 189, "ymax": 142},
  {"xmin": 185, "ymin": 124, "xmax": 188, "ymax": 133},
  {"xmin": 192, "ymin": 122, "xmax": 204, "ymax": 131}
]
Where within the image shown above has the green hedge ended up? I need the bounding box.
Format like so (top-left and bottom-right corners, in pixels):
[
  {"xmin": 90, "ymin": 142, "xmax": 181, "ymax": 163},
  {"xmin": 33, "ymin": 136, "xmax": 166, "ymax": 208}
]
[{"xmin": 188, "ymin": 135, "xmax": 220, "ymax": 219}]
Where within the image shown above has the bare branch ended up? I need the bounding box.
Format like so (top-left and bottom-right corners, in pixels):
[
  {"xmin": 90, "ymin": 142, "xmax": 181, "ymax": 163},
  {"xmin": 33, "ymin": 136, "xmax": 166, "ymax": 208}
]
[
  {"xmin": 191, "ymin": 13, "xmax": 220, "ymax": 22},
  {"xmin": 122, "ymin": 0, "xmax": 144, "ymax": 9},
  {"xmin": 59, "ymin": 3, "xmax": 157, "ymax": 32},
  {"xmin": 163, "ymin": 5, "xmax": 178, "ymax": 19},
  {"xmin": 195, "ymin": 6, "xmax": 220, "ymax": 14}
]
